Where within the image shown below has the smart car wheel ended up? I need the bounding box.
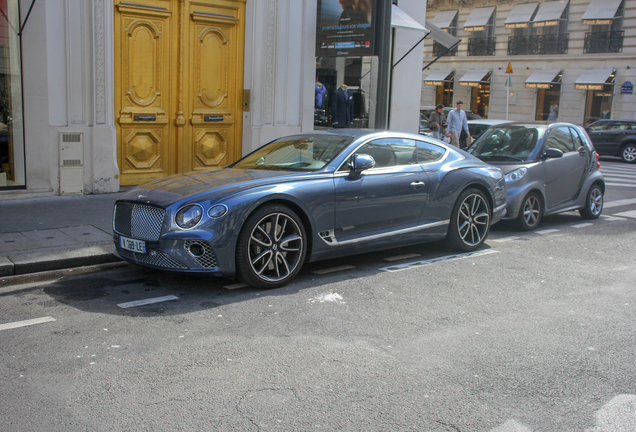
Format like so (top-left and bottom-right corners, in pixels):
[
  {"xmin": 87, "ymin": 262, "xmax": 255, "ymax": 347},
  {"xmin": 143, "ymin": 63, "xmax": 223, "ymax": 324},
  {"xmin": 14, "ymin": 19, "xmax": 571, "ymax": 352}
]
[
  {"xmin": 236, "ymin": 204, "xmax": 307, "ymax": 289},
  {"xmin": 579, "ymin": 184, "xmax": 603, "ymax": 220},
  {"xmin": 517, "ymin": 192, "xmax": 542, "ymax": 231},
  {"xmin": 621, "ymin": 143, "xmax": 636, "ymax": 163},
  {"xmin": 446, "ymin": 188, "xmax": 491, "ymax": 252}
]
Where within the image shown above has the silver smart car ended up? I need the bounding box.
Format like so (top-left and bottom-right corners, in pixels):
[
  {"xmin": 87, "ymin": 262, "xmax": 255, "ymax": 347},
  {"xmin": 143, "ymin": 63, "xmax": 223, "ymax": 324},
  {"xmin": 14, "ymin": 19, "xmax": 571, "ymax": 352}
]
[{"xmin": 467, "ymin": 122, "xmax": 605, "ymax": 230}]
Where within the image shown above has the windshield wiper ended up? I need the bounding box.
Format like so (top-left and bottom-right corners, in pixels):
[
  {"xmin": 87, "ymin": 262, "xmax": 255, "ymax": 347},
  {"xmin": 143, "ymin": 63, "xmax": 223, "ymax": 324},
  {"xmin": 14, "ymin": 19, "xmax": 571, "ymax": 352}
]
[{"xmin": 478, "ymin": 155, "xmax": 525, "ymax": 162}]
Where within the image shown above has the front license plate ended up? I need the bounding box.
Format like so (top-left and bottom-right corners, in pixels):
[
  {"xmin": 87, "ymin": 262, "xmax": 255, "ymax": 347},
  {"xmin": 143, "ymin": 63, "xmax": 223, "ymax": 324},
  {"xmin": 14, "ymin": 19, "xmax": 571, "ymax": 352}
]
[{"xmin": 119, "ymin": 235, "xmax": 146, "ymax": 254}]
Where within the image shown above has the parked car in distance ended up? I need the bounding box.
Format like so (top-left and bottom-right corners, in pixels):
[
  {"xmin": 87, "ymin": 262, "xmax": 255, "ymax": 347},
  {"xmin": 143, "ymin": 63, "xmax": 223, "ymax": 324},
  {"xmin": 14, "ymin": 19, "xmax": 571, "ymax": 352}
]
[
  {"xmin": 113, "ymin": 130, "xmax": 507, "ymax": 288},
  {"xmin": 467, "ymin": 119, "xmax": 513, "ymax": 141},
  {"xmin": 467, "ymin": 122, "xmax": 605, "ymax": 230},
  {"xmin": 585, "ymin": 119, "xmax": 636, "ymax": 163}
]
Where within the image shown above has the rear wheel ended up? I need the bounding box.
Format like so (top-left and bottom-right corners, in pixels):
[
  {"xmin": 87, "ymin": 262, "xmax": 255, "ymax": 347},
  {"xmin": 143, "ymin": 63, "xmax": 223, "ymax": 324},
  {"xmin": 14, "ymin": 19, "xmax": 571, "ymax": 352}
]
[
  {"xmin": 236, "ymin": 204, "xmax": 307, "ymax": 289},
  {"xmin": 579, "ymin": 184, "xmax": 603, "ymax": 219},
  {"xmin": 517, "ymin": 192, "xmax": 542, "ymax": 231},
  {"xmin": 445, "ymin": 188, "xmax": 491, "ymax": 252},
  {"xmin": 621, "ymin": 143, "xmax": 636, "ymax": 163}
]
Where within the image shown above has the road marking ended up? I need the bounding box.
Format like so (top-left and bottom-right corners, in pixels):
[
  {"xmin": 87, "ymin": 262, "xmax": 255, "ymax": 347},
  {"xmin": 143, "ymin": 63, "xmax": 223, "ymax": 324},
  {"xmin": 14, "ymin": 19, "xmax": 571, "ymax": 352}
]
[
  {"xmin": 0, "ymin": 316, "xmax": 56, "ymax": 332},
  {"xmin": 383, "ymin": 253, "xmax": 421, "ymax": 262},
  {"xmin": 572, "ymin": 223, "xmax": 594, "ymax": 228},
  {"xmin": 312, "ymin": 265, "xmax": 355, "ymax": 275},
  {"xmin": 535, "ymin": 229, "xmax": 560, "ymax": 234},
  {"xmin": 379, "ymin": 249, "xmax": 499, "ymax": 273},
  {"xmin": 604, "ymin": 198, "xmax": 636, "ymax": 209},
  {"xmin": 602, "ymin": 215, "xmax": 626, "ymax": 221},
  {"xmin": 613, "ymin": 210, "xmax": 636, "ymax": 219},
  {"xmin": 117, "ymin": 295, "xmax": 179, "ymax": 309},
  {"xmin": 492, "ymin": 236, "xmax": 520, "ymax": 243},
  {"xmin": 605, "ymin": 182, "xmax": 636, "ymax": 188},
  {"xmin": 224, "ymin": 282, "xmax": 249, "ymax": 290}
]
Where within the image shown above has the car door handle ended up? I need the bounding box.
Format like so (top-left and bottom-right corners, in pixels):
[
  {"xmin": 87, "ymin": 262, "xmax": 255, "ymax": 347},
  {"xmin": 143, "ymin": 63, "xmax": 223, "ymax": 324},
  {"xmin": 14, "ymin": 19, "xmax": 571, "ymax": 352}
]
[{"xmin": 411, "ymin": 181, "xmax": 426, "ymax": 189}]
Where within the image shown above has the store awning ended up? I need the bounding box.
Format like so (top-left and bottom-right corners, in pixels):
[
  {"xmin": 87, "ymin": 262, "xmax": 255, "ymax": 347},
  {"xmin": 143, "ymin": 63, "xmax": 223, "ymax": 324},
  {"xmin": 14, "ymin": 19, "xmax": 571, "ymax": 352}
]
[
  {"xmin": 424, "ymin": 70, "xmax": 454, "ymax": 86},
  {"xmin": 525, "ymin": 70, "xmax": 562, "ymax": 88},
  {"xmin": 424, "ymin": 19, "xmax": 460, "ymax": 49},
  {"xmin": 575, "ymin": 69, "xmax": 617, "ymax": 90},
  {"xmin": 504, "ymin": 3, "xmax": 539, "ymax": 28},
  {"xmin": 458, "ymin": 70, "xmax": 491, "ymax": 87},
  {"xmin": 582, "ymin": 0, "xmax": 623, "ymax": 25},
  {"xmin": 391, "ymin": 4, "xmax": 428, "ymax": 32},
  {"xmin": 431, "ymin": 10, "xmax": 458, "ymax": 29},
  {"xmin": 463, "ymin": 7, "xmax": 496, "ymax": 31},
  {"xmin": 533, "ymin": 1, "xmax": 568, "ymax": 27}
]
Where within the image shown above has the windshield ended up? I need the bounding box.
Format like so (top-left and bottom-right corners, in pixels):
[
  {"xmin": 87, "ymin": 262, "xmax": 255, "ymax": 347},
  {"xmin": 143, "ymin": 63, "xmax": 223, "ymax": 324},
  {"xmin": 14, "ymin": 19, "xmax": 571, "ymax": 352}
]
[
  {"xmin": 232, "ymin": 135, "xmax": 354, "ymax": 171},
  {"xmin": 468, "ymin": 125, "xmax": 546, "ymax": 162}
]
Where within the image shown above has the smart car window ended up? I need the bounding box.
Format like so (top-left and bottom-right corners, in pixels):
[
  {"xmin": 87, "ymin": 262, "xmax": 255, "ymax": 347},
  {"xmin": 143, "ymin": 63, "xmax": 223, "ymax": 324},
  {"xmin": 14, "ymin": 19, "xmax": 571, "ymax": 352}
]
[
  {"xmin": 468, "ymin": 126, "xmax": 543, "ymax": 161},
  {"xmin": 233, "ymin": 135, "xmax": 353, "ymax": 171},
  {"xmin": 545, "ymin": 127, "xmax": 575, "ymax": 153},
  {"xmin": 416, "ymin": 141, "xmax": 446, "ymax": 164},
  {"xmin": 569, "ymin": 127, "xmax": 584, "ymax": 149}
]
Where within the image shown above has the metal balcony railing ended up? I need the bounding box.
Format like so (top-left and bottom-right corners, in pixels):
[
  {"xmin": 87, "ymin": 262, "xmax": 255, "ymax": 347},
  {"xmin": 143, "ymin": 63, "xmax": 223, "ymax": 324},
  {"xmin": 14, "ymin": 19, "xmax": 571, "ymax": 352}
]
[
  {"xmin": 584, "ymin": 31, "xmax": 624, "ymax": 54},
  {"xmin": 507, "ymin": 33, "xmax": 569, "ymax": 55},
  {"xmin": 467, "ymin": 37, "xmax": 496, "ymax": 56},
  {"xmin": 433, "ymin": 41, "xmax": 458, "ymax": 57}
]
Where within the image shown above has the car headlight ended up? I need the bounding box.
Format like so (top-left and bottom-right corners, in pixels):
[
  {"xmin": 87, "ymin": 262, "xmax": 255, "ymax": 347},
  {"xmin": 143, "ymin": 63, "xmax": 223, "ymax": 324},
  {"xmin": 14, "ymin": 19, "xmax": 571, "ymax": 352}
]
[
  {"xmin": 175, "ymin": 204, "xmax": 203, "ymax": 229},
  {"xmin": 208, "ymin": 204, "xmax": 228, "ymax": 219},
  {"xmin": 505, "ymin": 167, "xmax": 528, "ymax": 182}
]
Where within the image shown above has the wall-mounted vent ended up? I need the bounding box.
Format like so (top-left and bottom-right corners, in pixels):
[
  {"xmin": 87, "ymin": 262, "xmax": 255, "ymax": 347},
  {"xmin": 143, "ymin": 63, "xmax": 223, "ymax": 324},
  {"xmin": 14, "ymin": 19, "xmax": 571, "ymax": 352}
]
[{"xmin": 59, "ymin": 132, "xmax": 84, "ymax": 195}]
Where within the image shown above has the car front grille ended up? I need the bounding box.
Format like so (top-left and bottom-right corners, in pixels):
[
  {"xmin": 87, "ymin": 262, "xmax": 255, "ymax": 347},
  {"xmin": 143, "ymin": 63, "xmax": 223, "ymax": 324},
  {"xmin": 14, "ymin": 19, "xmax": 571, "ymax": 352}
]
[
  {"xmin": 114, "ymin": 202, "xmax": 165, "ymax": 241},
  {"xmin": 118, "ymin": 248, "xmax": 188, "ymax": 270}
]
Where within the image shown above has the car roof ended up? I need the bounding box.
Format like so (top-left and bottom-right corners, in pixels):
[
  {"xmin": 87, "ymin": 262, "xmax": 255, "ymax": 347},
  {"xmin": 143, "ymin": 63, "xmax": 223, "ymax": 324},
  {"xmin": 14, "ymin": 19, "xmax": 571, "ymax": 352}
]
[{"xmin": 467, "ymin": 119, "xmax": 513, "ymax": 125}]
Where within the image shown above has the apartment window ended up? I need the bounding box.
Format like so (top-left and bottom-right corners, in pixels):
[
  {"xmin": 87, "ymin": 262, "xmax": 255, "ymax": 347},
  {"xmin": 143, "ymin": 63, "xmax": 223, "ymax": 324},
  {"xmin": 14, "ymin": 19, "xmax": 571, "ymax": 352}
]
[
  {"xmin": 432, "ymin": 11, "xmax": 458, "ymax": 57},
  {"xmin": 465, "ymin": 7, "xmax": 496, "ymax": 56},
  {"xmin": 508, "ymin": 1, "xmax": 569, "ymax": 55},
  {"xmin": 583, "ymin": 0, "xmax": 624, "ymax": 53}
]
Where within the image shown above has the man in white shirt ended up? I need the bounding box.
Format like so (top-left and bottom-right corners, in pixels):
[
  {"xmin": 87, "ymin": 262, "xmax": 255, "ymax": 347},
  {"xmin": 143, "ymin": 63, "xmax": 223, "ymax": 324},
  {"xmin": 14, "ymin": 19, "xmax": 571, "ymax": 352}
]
[{"xmin": 446, "ymin": 101, "xmax": 470, "ymax": 148}]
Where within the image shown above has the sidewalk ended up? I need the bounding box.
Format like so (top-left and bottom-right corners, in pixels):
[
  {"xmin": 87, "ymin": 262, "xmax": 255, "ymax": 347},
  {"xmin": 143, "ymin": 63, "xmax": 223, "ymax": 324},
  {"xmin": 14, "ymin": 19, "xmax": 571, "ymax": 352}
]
[{"xmin": 0, "ymin": 191, "xmax": 130, "ymax": 277}]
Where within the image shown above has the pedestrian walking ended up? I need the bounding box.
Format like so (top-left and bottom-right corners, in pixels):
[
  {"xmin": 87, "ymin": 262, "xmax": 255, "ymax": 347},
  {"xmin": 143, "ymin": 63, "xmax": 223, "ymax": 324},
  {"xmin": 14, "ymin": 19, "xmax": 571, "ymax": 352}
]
[
  {"xmin": 427, "ymin": 104, "xmax": 447, "ymax": 140},
  {"xmin": 446, "ymin": 101, "xmax": 470, "ymax": 148}
]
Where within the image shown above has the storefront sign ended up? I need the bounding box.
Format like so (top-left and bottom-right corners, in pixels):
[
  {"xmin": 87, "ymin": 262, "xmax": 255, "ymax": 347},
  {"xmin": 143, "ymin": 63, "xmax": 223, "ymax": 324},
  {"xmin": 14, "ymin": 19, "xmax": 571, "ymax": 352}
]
[
  {"xmin": 316, "ymin": 0, "xmax": 376, "ymax": 56},
  {"xmin": 582, "ymin": 19, "xmax": 612, "ymax": 25},
  {"xmin": 464, "ymin": 26, "xmax": 485, "ymax": 32},
  {"xmin": 525, "ymin": 83, "xmax": 552, "ymax": 89},
  {"xmin": 459, "ymin": 82, "xmax": 481, "ymax": 87},
  {"xmin": 424, "ymin": 81, "xmax": 444, "ymax": 86},
  {"xmin": 575, "ymin": 84, "xmax": 604, "ymax": 90},
  {"xmin": 533, "ymin": 20, "xmax": 559, "ymax": 27},
  {"xmin": 504, "ymin": 22, "xmax": 529, "ymax": 28},
  {"xmin": 621, "ymin": 81, "xmax": 633, "ymax": 94},
  {"xmin": 595, "ymin": 92, "xmax": 613, "ymax": 97}
]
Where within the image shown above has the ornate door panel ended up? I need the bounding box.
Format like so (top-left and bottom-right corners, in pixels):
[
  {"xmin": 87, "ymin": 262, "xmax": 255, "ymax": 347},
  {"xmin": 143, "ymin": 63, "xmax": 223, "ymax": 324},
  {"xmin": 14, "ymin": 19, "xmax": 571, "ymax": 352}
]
[
  {"xmin": 182, "ymin": 1, "xmax": 244, "ymax": 172},
  {"xmin": 114, "ymin": 0, "xmax": 245, "ymax": 185}
]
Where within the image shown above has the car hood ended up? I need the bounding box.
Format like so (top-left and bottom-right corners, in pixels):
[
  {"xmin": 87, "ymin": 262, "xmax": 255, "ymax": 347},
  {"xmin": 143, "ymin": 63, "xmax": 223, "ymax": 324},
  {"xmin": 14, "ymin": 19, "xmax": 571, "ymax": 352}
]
[{"xmin": 119, "ymin": 168, "xmax": 305, "ymax": 207}]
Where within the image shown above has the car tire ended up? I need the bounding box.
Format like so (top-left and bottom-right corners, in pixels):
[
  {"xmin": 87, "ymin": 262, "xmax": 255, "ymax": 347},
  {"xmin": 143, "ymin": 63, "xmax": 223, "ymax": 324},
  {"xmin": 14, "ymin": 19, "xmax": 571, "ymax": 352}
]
[
  {"xmin": 621, "ymin": 143, "xmax": 636, "ymax": 163},
  {"xmin": 445, "ymin": 188, "xmax": 491, "ymax": 252},
  {"xmin": 517, "ymin": 192, "xmax": 542, "ymax": 231},
  {"xmin": 579, "ymin": 184, "xmax": 604, "ymax": 219},
  {"xmin": 235, "ymin": 204, "xmax": 307, "ymax": 289}
]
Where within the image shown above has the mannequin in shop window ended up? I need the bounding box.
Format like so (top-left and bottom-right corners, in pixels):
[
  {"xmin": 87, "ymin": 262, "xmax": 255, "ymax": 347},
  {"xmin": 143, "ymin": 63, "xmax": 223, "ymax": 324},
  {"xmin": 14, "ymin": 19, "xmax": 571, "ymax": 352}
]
[
  {"xmin": 548, "ymin": 102, "xmax": 559, "ymax": 121},
  {"xmin": 331, "ymin": 84, "xmax": 354, "ymax": 128}
]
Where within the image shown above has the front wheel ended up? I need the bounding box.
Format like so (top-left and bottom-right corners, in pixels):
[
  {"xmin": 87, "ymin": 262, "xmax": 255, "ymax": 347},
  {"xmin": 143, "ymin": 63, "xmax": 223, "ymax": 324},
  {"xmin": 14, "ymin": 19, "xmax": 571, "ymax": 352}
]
[
  {"xmin": 621, "ymin": 143, "xmax": 636, "ymax": 163},
  {"xmin": 579, "ymin": 184, "xmax": 604, "ymax": 219},
  {"xmin": 445, "ymin": 188, "xmax": 491, "ymax": 252},
  {"xmin": 236, "ymin": 204, "xmax": 307, "ymax": 289},
  {"xmin": 517, "ymin": 192, "xmax": 542, "ymax": 231}
]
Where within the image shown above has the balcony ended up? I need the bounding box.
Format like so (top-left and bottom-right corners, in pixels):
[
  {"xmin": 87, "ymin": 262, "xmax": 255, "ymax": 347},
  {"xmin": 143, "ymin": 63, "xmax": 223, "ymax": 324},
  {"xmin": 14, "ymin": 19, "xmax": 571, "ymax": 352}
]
[
  {"xmin": 467, "ymin": 37, "xmax": 496, "ymax": 56},
  {"xmin": 584, "ymin": 31, "xmax": 624, "ymax": 54},
  {"xmin": 507, "ymin": 34, "xmax": 569, "ymax": 55},
  {"xmin": 433, "ymin": 41, "xmax": 458, "ymax": 57}
]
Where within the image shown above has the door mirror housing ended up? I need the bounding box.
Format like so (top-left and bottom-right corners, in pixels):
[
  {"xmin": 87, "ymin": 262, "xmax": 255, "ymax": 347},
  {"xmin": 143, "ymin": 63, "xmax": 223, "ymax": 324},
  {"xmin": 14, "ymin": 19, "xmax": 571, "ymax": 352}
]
[
  {"xmin": 350, "ymin": 154, "xmax": 375, "ymax": 178},
  {"xmin": 543, "ymin": 148, "xmax": 564, "ymax": 159}
]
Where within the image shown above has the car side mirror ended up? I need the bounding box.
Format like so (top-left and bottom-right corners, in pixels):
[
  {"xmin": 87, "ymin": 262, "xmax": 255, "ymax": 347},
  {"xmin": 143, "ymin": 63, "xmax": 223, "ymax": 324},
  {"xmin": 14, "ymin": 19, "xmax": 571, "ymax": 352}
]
[
  {"xmin": 543, "ymin": 148, "xmax": 564, "ymax": 159},
  {"xmin": 350, "ymin": 154, "xmax": 375, "ymax": 178}
]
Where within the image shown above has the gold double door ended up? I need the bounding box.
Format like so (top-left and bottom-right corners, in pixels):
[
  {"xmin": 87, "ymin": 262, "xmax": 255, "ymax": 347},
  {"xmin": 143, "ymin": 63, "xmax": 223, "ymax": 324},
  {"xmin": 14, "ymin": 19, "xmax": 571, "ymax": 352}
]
[{"xmin": 114, "ymin": 0, "xmax": 245, "ymax": 185}]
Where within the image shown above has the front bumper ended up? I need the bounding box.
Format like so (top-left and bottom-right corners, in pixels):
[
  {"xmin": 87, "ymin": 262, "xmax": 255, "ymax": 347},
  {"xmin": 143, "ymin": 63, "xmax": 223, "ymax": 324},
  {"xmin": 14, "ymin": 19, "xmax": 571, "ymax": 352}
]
[{"xmin": 492, "ymin": 203, "xmax": 507, "ymax": 224}]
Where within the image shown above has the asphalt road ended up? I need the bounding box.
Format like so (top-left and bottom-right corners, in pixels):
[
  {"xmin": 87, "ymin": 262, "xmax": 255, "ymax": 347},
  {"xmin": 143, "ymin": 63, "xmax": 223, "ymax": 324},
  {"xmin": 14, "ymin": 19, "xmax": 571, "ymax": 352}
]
[{"xmin": 1, "ymin": 160, "xmax": 636, "ymax": 432}]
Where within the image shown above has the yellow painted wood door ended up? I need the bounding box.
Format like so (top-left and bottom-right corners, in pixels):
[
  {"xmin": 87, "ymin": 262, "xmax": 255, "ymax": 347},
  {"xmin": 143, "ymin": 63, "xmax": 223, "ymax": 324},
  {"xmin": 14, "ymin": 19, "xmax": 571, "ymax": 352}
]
[{"xmin": 114, "ymin": 0, "xmax": 245, "ymax": 185}]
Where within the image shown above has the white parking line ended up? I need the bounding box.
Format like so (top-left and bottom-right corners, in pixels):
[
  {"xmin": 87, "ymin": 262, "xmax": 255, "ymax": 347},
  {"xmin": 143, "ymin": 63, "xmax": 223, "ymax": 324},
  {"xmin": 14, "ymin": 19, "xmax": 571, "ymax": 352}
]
[
  {"xmin": 383, "ymin": 253, "xmax": 421, "ymax": 262},
  {"xmin": 492, "ymin": 236, "xmax": 520, "ymax": 243},
  {"xmin": 601, "ymin": 215, "xmax": 626, "ymax": 221},
  {"xmin": 605, "ymin": 182, "xmax": 636, "ymax": 188},
  {"xmin": 535, "ymin": 229, "xmax": 560, "ymax": 234},
  {"xmin": 613, "ymin": 210, "xmax": 636, "ymax": 219},
  {"xmin": 312, "ymin": 265, "xmax": 356, "ymax": 275},
  {"xmin": 379, "ymin": 250, "xmax": 499, "ymax": 273},
  {"xmin": 117, "ymin": 295, "xmax": 179, "ymax": 309},
  {"xmin": 0, "ymin": 316, "xmax": 56, "ymax": 332},
  {"xmin": 604, "ymin": 198, "xmax": 636, "ymax": 209},
  {"xmin": 572, "ymin": 223, "xmax": 594, "ymax": 228}
]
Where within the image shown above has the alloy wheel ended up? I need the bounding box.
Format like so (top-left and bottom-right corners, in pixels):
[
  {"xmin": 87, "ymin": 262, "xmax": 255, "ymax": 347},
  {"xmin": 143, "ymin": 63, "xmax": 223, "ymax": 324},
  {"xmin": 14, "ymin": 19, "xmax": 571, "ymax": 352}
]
[
  {"xmin": 522, "ymin": 195, "xmax": 541, "ymax": 227},
  {"xmin": 622, "ymin": 145, "xmax": 636, "ymax": 163},
  {"xmin": 247, "ymin": 212, "xmax": 304, "ymax": 283},
  {"xmin": 588, "ymin": 187, "xmax": 603, "ymax": 216},
  {"xmin": 457, "ymin": 193, "xmax": 490, "ymax": 247}
]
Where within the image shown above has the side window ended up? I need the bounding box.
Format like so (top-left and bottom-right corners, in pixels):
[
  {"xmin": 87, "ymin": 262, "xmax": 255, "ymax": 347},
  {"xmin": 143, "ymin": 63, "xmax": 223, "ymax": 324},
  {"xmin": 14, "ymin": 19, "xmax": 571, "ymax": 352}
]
[
  {"xmin": 569, "ymin": 127, "xmax": 584, "ymax": 149},
  {"xmin": 608, "ymin": 121, "xmax": 631, "ymax": 131},
  {"xmin": 545, "ymin": 127, "xmax": 575, "ymax": 153},
  {"xmin": 416, "ymin": 141, "xmax": 446, "ymax": 164},
  {"xmin": 351, "ymin": 138, "xmax": 416, "ymax": 169},
  {"xmin": 587, "ymin": 122, "xmax": 607, "ymax": 132}
]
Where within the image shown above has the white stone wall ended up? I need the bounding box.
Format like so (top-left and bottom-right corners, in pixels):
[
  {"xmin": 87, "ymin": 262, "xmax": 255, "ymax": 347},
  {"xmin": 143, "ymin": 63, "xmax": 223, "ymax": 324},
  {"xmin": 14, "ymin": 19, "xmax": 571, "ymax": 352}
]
[{"xmin": 422, "ymin": 0, "xmax": 636, "ymax": 125}]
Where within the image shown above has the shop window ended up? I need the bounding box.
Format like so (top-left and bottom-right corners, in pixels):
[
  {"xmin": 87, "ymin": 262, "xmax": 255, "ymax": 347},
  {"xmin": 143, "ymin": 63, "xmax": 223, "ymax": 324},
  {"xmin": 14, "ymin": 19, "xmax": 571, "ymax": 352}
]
[
  {"xmin": 470, "ymin": 83, "xmax": 490, "ymax": 119},
  {"xmin": 535, "ymin": 84, "xmax": 561, "ymax": 121},
  {"xmin": 435, "ymin": 79, "xmax": 454, "ymax": 108},
  {"xmin": 0, "ymin": 0, "xmax": 25, "ymax": 188},
  {"xmin": 583, "ymin": 84, "xmax": 614, "ymax": 125}
]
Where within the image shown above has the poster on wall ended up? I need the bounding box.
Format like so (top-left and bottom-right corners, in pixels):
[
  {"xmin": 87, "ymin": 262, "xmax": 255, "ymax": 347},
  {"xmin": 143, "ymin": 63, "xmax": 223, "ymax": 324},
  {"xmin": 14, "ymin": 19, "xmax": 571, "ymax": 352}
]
[{"xmin": 315, "ymin": 0, "xmax": 376, "ymax": 57}]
